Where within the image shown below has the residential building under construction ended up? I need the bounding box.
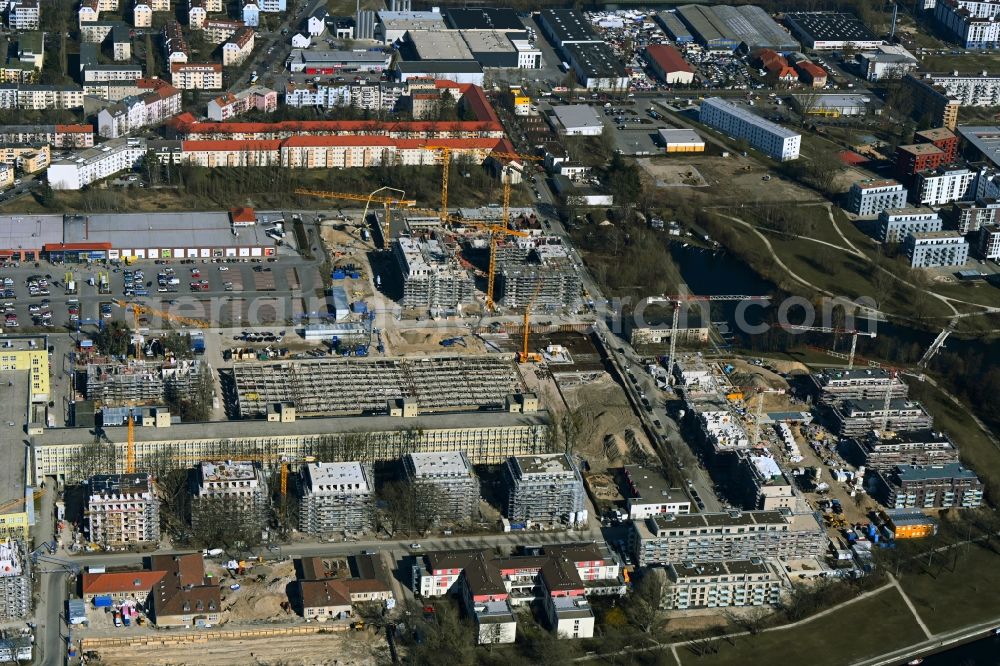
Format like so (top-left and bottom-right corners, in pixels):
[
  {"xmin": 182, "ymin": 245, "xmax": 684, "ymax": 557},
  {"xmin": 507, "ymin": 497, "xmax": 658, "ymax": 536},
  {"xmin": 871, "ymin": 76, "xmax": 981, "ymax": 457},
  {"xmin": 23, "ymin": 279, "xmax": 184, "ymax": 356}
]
[
  {"xmin": 831, "ymin": 398, "xmax": 934, "ymax": 437},
  {"xmin": 86, "ymin": 473, "xmax": 161, "ymax": 547},
  {"xmin": 0, "ymin": 540, "xmax": 30, "ymax": 622},
  {"xmin": 190, "ymin": 460, "xmax": 269, "ymax": 530},
  {"xmin": 497, "ymin": 238, "xmax": 582, "ymax": 310},
  {"xmin": 503, "ymin": 453, "xmax": 586, "ymax": 526},
  {"xmin": 84, "ymin": 359, "xmax": 209, "ymax": 406},
  {"xmin": 393, "ymin": 235, "xmax": 476, "ymax": 313},
  {"xmin": 403, "ymin": 451, "xmax": 480, "ymax": 522},
  {"xmin": 297, "ymin": 462, "xmax": 375, "ymax": 536},
  {"xmin": 809, "ymin": 368, "xmax": 908, "ymax": 405}
]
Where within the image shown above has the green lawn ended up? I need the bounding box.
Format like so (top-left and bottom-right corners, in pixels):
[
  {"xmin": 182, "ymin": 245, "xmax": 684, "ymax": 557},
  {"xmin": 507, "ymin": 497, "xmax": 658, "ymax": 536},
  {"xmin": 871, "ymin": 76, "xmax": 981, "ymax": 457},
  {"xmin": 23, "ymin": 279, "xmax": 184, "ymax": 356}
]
[
  {"xmin": 897, "ymin": 543, "xmax": 1000, "ymax": 634},
  {"xmin": 680, "ymin": 590, "xmax": 926, "ymax": 666},
  {"xmin": 918, "ymin": 52, "xmax": 1000, "ymax": 73}
]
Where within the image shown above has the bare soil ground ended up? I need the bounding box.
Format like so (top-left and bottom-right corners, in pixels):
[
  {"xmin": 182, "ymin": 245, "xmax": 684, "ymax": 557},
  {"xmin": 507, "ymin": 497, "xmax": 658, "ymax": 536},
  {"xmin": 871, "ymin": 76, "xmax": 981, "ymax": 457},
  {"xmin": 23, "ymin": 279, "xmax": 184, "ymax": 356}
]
[
  {"xmin": 381, "ymin": 326, "xmax": 488, "ymax": 356},
  {"xmin": 642, "ymin": 154, "xmax": 821, "ymax": 204},
  {"xmin": 636, "ymin": 159, "xmax": 709, "ymax": 187},
  {"xmin": 94, "ymin": 631, "xmax": 387, "ymax": 666},
  {"xmin": 561, "ymin": 374, "xmax": 654, "ymax": 473}
]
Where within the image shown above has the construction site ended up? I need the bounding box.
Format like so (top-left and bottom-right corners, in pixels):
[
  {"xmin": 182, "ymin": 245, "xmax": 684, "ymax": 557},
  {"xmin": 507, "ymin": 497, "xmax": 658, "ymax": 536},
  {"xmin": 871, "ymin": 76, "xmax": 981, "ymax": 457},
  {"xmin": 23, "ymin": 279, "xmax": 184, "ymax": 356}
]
[
  {"xmin": 81, "ymin": 359, "xmax": 210, "ymax": 407},
  {"xmin": 231, "ymin": 355, "xmax": 526, "ymax": 418}
]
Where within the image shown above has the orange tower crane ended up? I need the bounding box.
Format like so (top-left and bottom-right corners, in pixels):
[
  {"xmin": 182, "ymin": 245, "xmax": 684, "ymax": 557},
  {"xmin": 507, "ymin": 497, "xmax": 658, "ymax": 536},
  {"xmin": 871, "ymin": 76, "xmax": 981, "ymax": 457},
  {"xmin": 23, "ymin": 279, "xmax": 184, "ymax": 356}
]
[{"xmin": 293, "ymin": 188, "xmax": 416, "ymax": 249}]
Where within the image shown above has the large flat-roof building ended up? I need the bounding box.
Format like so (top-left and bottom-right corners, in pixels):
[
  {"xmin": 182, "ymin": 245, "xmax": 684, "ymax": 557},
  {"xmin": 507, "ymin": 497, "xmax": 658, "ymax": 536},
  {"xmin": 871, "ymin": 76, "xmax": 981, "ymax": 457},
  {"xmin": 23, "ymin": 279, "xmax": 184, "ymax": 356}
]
[
  {"xmin": 394, "ymin": 236, "xmax": 476, "ymax": 313},
  {"xmin": 537, "ymin": 9, "xmax": 600, "ymax": 49},
  {"xmin": 443, "ymin": 8, "xmax": 523, "ymax": 32},
  {"xmin": 630, "ymin": 509, "xmax": 827, "ymax": 566},
  {"xmin": 847, "ymin": 430, "xmax": 960, "ymax": 472},
  {"xmin": 403, "ymin": 451, "xmax": 480, "ymax": 523},
  {"xmin": 783, "ymin": 12, "xmax": 882, "ymax": 50},
  {"xmin": 847, "ymin": 179, "xmax": 908, "ymax": 216},
  {"xmin": 498, "ymin": 239, "xmax": 583, "ymax": 311},
  {"xmin": 86, "ymin": 473, "xmax": 160, "ymax": 547},
  {"xmin": 905, "ymin": 230, "xmax": 970, "ymax": 268},
  {"xmin": 377, "ymin": 10, "xmax": 447, "ymax": 44},
  {"xmin": 810, "ymin": 368, "xmax": 909, "ymax": 405},
  {"xmin": 958, "ymin": 125, "xmax": 1000, "ymax": 168},
  {"xmin": 933, "ymin": 0, "xmax": 1000, "ymax": 48},
  {"xmin": 504, "ymin": 453, "xmax": 585, "ymax": 527},
  {"xmin": 878, "ymin": 208, "xmax": 944, "ymax": 244},
  {"xmin": 677, "ymin": 5, "xmax": 797, "ymax": 52},
  {"xmin": 297, "ymin": 462, "xmax": 375, "ymax": 536},
  {"xmin": 190, "ymin": 460, "xmax": 269, "ymax": 532},
  {"xmin": 564, "ymin": 42, "xmax": 630, "ymax": 92},
  {"xmin": 46, "ymin": 137, "xmax": 146, "ymax": 190},
  {"xmin": 831, "ymin": 399, "xmax": 934, "ymax": 437},
  {"xmin": 665, "ymin": 558, "xmax": 783, "ymax": 610},
  {"xmin": 872, "ymin": 463, "xmax": 984, "ymax": 509},
  {"xmin": 622, "ymin": 465, "xmax": 692, "ymax": 520},
  {"xmin": 551, "ymin": 104, "xmax": 604, "ymax": 136},
  {"xmin": 699, "ymin": 97, "xmax": 800, "ymax": 161}
]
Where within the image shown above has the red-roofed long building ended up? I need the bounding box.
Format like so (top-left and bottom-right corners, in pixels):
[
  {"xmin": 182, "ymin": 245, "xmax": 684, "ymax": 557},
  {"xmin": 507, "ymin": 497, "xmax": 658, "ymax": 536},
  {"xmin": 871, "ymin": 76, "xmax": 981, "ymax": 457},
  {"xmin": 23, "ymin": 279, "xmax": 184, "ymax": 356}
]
[{"xmin": 644, "ymin": 45, "xmax": 694, "ymax": 85}]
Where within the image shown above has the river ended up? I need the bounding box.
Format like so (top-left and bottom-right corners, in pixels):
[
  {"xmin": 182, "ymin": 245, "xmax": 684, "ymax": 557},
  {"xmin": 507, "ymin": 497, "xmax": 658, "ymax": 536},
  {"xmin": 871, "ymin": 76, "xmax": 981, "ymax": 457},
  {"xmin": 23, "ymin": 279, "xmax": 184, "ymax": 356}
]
[{"xmin": 917, "ymin": 632, "xmax": 1000, "ymax": 665}]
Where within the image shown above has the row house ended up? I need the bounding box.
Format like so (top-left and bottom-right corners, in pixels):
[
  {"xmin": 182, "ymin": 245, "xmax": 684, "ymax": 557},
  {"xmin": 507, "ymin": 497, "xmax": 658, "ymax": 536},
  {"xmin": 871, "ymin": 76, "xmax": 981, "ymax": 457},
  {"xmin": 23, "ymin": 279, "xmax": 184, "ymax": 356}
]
[
  {"xmin": 163, "ymin": 21, "xmax": 188, "ymax": 64},
  {"xmin": 0, "ymin": 124, "xmax": 93, "ymax": 147}
]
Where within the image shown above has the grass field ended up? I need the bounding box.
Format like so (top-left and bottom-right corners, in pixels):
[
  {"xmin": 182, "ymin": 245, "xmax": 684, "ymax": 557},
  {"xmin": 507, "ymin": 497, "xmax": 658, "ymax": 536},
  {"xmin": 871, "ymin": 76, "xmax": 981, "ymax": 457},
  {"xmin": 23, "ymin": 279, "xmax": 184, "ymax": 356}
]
[
  {"xmin": 898, "ymin": 544, "xmax": 1000, "ymax": 634},
  {"xmin": 919, "ymin": 52, "xmax": 1000, "ymax": 73},
  {"xmin": 680, "ymin": 589, "xmax": 926, "ymax": 666}
]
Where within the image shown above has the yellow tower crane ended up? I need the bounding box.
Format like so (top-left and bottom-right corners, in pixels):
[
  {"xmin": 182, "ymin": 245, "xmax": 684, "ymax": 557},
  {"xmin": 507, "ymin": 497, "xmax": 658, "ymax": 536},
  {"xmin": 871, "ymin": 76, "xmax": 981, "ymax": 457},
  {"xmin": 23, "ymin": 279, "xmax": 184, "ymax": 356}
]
[
  {"xmin": 293, "ymin": 188, "xmax": 416, "ymax": 249},
  {"xmin": 487, "ymin": 151, "xmax": 543, "ymax": 227},
  {"xmin": 519, "ymin": 283, "xmax": 543, "ymax": 363},
  {"xmin": 126, "ymin": 415, "xmax": 135, "ymax": 474}
]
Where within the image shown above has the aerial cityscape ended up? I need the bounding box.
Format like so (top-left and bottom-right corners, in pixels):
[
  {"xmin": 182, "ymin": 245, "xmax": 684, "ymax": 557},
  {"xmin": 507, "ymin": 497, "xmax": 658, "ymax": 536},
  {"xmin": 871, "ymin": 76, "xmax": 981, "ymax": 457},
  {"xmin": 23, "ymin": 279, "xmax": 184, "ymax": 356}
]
[{"xmin": 0, "ymin": 0, "xmax": 999, "ymax": 664}]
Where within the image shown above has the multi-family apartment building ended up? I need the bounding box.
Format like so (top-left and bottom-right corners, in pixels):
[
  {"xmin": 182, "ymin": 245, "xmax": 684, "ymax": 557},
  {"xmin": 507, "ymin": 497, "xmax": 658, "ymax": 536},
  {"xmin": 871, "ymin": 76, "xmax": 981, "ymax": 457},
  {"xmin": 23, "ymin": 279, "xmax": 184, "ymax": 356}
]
[
  {"xmin": 630, "ymin": 509, "xmax": 827, "ymax": 566},
  {"xmin": 85, "ymin": 473, "xmax": 161, "ymax": 547},
  {"xmin": 623, "ymin": 464, "xmax": 692, "ymax": 519},
  {"xmin": 503, "ymin": 453, "xmax": 585, "ymax": 527},
  {"xmin": 877, "ymin": 207, "xmax": 944, "ymax": 244},
  {"xmin": 831, "ymin": 398, "xmax": 934, "ymax": 437},
  {"xmin": 296, "ymin": 462, "xmax": 375, "ymax": 536},
  {"xmin": 934, "ymin": 0, "xmax": 1000, "ymax": 48},
  {"xmin": 403, "ymin": 451, "xmax": 480, "ymax": 523},
  {"xmin": 190, "ymin": 460, "xmax": 269, "ymax": 530},
  {"xmin": 133, "ymin": 1, "xmax": 153, "ymax": 28},
  {"xmin": 846, "ymin": 429, "xmax": 960, "ymax": 472},
  {"xmin": 914, "ymin": 165, "xmax": 977, "ymax": 206},
  {"xmin": 163, "ymin": 21, "xmax": 188, "ymax": 63},
  {"xmin": 47, "ymin": 137, "xmax": 146, "ymax": 190},
  {"xmin": 242, "ymin": 1, "xmax": 259, "ymax": 26},
  {"xmin": 0, "ymin": 541, "xmax": 30, "ymax": 622},
  {"xmin": 170, "ymin": 62, "xmax": 222, "ymax": 89},
  {"xmin": 664, "ymin": 558, "xmax": 783, "ymax": 610},
  {"xmin": 207, "ymin": 85, "xmax": 276, "ymax": 121},
  {"xmin": 734, "ymin": 455, "xmax": 795, "ymax": 511},
  {"xmin": 915, "ymin": 127, "xmax": 959, "ymax": 162},
  {"xmin": 202, "ymin": 18, "xmax": 243, "ymax": 44},
  {"xmin": 97, "ymin": 81, "xmax": 181, "ymax": 138},
  {"xmin": 699, "ymin": 97, "xmax": 800, "ymax": 161},
  {"xmin": 945, "ymin": 198, "xmax": 1000, "ymax": 234},
  {"xmin": 222, "ymin": 26, "xmax": 254, "ymax": 66},
  {"xmin": 0, "ymin": 124, "xmax": 93, "ymax": 147},
  {"xmin": 847, "ymin": 179, "xmax": 908, "ymax": 216},
  {"xmin": 896, "ymin": 143, "xmax": 947, "ymax": 180},
  {"xmin": 284, "ymin": 81, "xmax": 408, "ymax": 112},
  {"xmin": 393, "ymin": 235, "xmax": 477, "ymax": 312},
  {"xmin": 0, "ymin": 143, "xmax": 48, "ymax": 172},
  {"xmin": 905, "ymin": 230, "xmax": 970, "ymax": 268},
  {"xmin": 979, "ymin": 222, "xmax": 1000, "ymax": 258},
  {"xmin": 7, "ymin": 1, "xmax": 39, "ymax": 31},
  {"xmin": 871, "ymin": 463, "xmax": 984, "ymax": 509},
  {"xmin": 0, "ymin": 84, "xmax": 83, "ymax": 110}
]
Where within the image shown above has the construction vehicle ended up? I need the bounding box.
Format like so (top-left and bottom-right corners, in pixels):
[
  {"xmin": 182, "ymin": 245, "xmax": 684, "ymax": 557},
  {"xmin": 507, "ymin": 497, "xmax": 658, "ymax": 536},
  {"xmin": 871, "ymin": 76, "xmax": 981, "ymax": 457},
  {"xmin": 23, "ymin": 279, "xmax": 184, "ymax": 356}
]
[
  {"xmin": 293, "ymin": 188, "xmax": 416, "ymax": 250},
  {"xmin": 113, "ymin": 300, "xmax": 211, "ymax": 359},
  {"xmin": 440, "ymin": 336, "xmax": 466, "ymax": 348},
  {"xmin": 781, "ymin": 324, "xmax": 876, "ymax": 370}
]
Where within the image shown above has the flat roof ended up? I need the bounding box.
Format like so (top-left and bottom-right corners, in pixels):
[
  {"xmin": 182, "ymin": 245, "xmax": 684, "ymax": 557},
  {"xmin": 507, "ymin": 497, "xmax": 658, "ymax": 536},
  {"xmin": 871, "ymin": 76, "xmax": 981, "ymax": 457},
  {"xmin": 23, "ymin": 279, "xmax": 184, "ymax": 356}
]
[
  {"xmin": 444, "ymin": 8, "xmax": 523, "ymax": 32},
  {"xmin": 33, "ymin": 409, "xmax": 551, "ymax": 448},
  {"xmin": 658, "ymin": 128, "xmax": 704, "ymax": 144},
  {"xmin": 564, "ymin": 42, "xmax": 628, "ymax": 78},
  {"xmin": 916, "ymin": 127, "xmax": 956, "ymax": 142},
  {"xmin": 958, "ymin": 126, "xmax": 1000, "ymax": 168},
  {"xmin": 396, "ymin": 60, "xmax": 483, "ymax": 74},
  {"xmin": 552, "ymin": 104, "xmax": 603, "ymax": 130},
  {"xmin": 539, "ymin": 9, "xmax": 598, "ymax": 44},
  {"xmin": 909, "ymin": 230, "xmax": 966, "ymax": 240},
  {"xmin": 885, "ymin": 509, "xmax": 939, "ymax": 526},
  {"xmin": 898, "ymin": 143, "xmax": 944, "ymax": 156},
  {"xmin": 407, "ymin": 30, "xmax": 473, "ymax": 61},
  {"xmin": 0, "ymin": 371, "xmax": 29, "ymax": 507},
  {"xmin": 63, "ymin": 212, "xmax": 274, "ymax": 249},
  {"xmin": 0, "ymin": 214, "xmax": 64, "ymax": 250},
  {"xmin": 794, "ymin": 93, "xmax": 870, "ymax": 109},
  {"xmin": 784, "ymin": 12, "xmax": 880, "ymax": 44},
  {"xmin": 896, "ymin": 463, "xmax": 979, "ymax": 482},
  {"xmin": 461, "ymin": 29, "xmax": 516, "ymax": 55},
  {"xmin": 702, "ymin": 97, "xmax": 800, "ymax": 139},
  {"xmin": 378, "ymin": 10, "xmax": 446, "ymax": 31},
  {"xmin": 200, "ymin": 460, "xmax": 258, "ymax": 481},
  {"xmin": 853, "ymin": 178, "xmax": 902, "ymax": 190},
  {"xmin": 304, "ymin": 461, "xmax": 371, "ymax": 491},
  {"xmin": 405, "ymin": 451, "xmax": 473, "ymax": 477},
  {"xmin": 513, "ymin": 453, "xmax": 576, "ymax": 477},
  {"xmin": 624, "ymin": 464, "xmax": 688, "ymax": 504}
]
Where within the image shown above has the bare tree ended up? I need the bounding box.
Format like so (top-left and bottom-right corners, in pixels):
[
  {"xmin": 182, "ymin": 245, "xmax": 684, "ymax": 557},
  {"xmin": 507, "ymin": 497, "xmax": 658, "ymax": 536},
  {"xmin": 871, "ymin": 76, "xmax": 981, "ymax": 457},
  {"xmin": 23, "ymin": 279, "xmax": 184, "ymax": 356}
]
[{"xmin": 626, "ymin": 569, "xmax": 671, "ymax": 633}]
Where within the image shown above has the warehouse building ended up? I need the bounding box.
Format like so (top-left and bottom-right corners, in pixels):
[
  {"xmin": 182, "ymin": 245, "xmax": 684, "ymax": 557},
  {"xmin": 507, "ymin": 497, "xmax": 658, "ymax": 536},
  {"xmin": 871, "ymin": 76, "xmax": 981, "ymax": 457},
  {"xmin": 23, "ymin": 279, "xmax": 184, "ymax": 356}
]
[
  {"xmin": 678, "ymin": 4, "xmax": 798, "ymax": 52},
  {"xmin": 630, "ymin": 509, "xmax": 827, "ymax": 566},
  {"xmin": 783, "ymin": 12, "xmax": 882, "ymax": 50},
  {"xmin": 403, "ymin": 30, "xmax": 474, "ymax": 61},
  {"xmin": 403, "ymin": 451, "xmax": 480, "ymax": 523},
  {"xmin": 377, "ymin": 9, "xmax": 447, "ymax": 44},
  {"xmin": 287, "ymin": 49, "xmax": 391, "ymax": 74},
  {"xmin": 847, "ymin": 179, "xmax": 908, "ymax": 216},
  {"xmin": 443, "ymin": 8, "xmax": 524, "ymax": 32},
  {"xmin": 958, "ymin": 125, "xmax": 1000, "ymax": 169},
  {"xmin": 503, "ymin": 453, "xmax": 585, "ymax": 527},
  {"xmin": 871, "ymin": 463, "xmax": 984, "ymax": 509},
  {"xmin": 550, "ymin": 104, "xmax": 603, "ymax": 136},
  {"xmin": 564, "ymin": 42, "xmax": 630, "ymax": 91},
  {"xmin": 878, "ymin": 208, "xmax": 943, "ymax": 244},
  {"xmin": 190, "ymin": 460, "xmax": 269, "ymax": 532},
  {"xmin": 792, "ymin": 93, "xmax": 871, "ymax": 118},
  {"xmin": 297, "ymin": 462, "xmax": 375, "ymax": 536},
  {"xmin": 644, "ymin": 44, "xmax": 694, "ymax": 85},
  {"xmin": 677, "ymin": 5, "xmax": 739, "ymax": 51},
  {"xmin": 396, "ymin": 60, "xmax": 484, "ymax": 86},
  {"xmin": 658, "ymin": 128, "xmax": 706, "ymax": 153},
  {"xmin": 699, "ymin": 97, "xmax": 800, "ymax": 161},
  {"xmin": 32, "ymin": 411, "xmax": 552, "ymax": 485},
  {"xmin": 857, "ymin": 45, "xmax": 919, "ymax": 81},
  {"xmin": 86, "ymin": 473, "xmax": 161, "ymax": 547},
  {"xmin": 460, "ymin": 30, "xmax": 541, "ymax": 69},
  {"xmin": 655, "ymin": 11, "xmax": 693, "ymax": 44},
  {"xmin": 846, "ymin": 430, "xmax": 960, "ymax": 472},
  {"xmin": 537, "ymin": 9, "xmax": 600, "ymax": 49},
  {"xmin": 664, "ymin": 558, "xmax": 783, "ymax": 610}
]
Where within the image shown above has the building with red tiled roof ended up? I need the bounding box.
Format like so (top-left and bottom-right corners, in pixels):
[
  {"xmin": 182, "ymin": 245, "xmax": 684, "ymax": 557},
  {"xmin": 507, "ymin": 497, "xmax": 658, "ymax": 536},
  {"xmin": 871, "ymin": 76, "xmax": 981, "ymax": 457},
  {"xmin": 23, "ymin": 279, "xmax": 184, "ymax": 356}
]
[
  {"xmin": 795, "ymin": 61, "xmax": 827, "ymax": 88},
  {"xmin": 292, "ymin": 556, "xmax": 393, "ymax": 621},
  {"xmin": 81, "ymin": 571, "xmax": 166, "ymax": 605},
  {"xmin": 229, "ymin": 207, "xmax": 256, "ymax": 226},
  {"xmin": 149, "ymin": 553, "xmax": 221, "ymax": 628},
  {"xmin": 644, "ymin": 45, "xmax": 694, "ymax": 85}
]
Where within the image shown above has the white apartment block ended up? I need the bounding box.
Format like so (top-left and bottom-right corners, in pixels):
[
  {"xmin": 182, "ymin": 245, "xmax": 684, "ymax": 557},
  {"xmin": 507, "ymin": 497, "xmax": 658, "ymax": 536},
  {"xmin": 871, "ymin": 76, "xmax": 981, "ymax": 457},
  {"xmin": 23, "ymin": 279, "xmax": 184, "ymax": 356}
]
[
  {"xmin": 905, "ymin": 231, "xmax": 970, "ymax": 268},
  {"xmin": 0, "ymin": 84, "xmax": 84, "ymax": 110},
  {"xmin": 86, "ymin": 473, "xmax": 161, "ymax": 547},
  {"xmin": 242, "ymin": 1, "xmax": 259, "ymax": 26},
  {"xmin": 284, "ymin": 82, "xmax": 407, "ymax": 112},
  {"xmin": 97, "ymin": 83, "xmax": 181, "ymax": 138},
  {"xmin": 47, "ymin": 137, "xmax": 146, "ymax": 190},
  {"xmin": 847, "ymin": 179, "xmax": 908, "ymax": 216},
  {"xmin": 133, "ymin": 2, "xmax": 152, "ymax": 28},
  {"xmin": 8, "ymin": 1, "xmax": 39, "ymax": 31},
  {"xmin": 665, "ymin": 559, "xmax": 783, "ymax": 610},
  {"xmin": 191, "ymin": 460, "xmax": 269, "ymax": 529},
  {"xmin": 878, "ymin": 207, "xmax": 943, "ymax": 243},
  {"xmin": 297, "ymin": 462, "xmax": 375, "ymax": 536},
  {"xmin": 202, "ymin": 19, "xmax": 243, "ymax": 44},
  {"xmin": 915, "ymin": 166, "xmax": 977, "ymax": 206},
  {"xmin": 914, "ymin": 71, "xmax": 1000, "ymax": 106},
  {"xmin": 935, "ymin": 0, "xmax": 1000, "ymax": 48},
  {"xmin": 170, "ymin": 62, "xmax": 222, "ymax": 89},
  {"xmin": 699, "ymin": 97, "xmax": 800, "ymax": 161},
  {"xmin": 222, "ymin": 27, "xmax": 254, "ymax": 66},
  {"xmin": 623, "ymin": 464, "xmax": 692, "ymax": 520},
  {"xmin": 979, "ymin": 223, "xmax": 1000, "ymax": 258},
  {"xmin": 259, "ymin": 0, "xmax": 285, "ymax": 11},
  {"xmin": 83, "ymin": 65, "xmax": 143, "ymax": 83}
]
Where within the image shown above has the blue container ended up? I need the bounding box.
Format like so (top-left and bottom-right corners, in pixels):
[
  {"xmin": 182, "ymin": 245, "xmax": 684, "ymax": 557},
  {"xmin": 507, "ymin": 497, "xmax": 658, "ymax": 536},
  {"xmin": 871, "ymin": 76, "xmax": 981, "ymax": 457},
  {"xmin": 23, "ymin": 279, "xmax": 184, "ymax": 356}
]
[
  {"xmin": 351, "ymin": 302, "xmax": 368, "ymax": 314},
  {"xmin": 93, "ymin": 596, "xmax": 113, "ymax": 608},
  {"xmin": 332, "ymin": 270, "xmax": 346, "ymax": 280}
]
